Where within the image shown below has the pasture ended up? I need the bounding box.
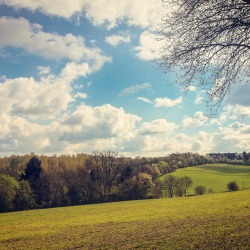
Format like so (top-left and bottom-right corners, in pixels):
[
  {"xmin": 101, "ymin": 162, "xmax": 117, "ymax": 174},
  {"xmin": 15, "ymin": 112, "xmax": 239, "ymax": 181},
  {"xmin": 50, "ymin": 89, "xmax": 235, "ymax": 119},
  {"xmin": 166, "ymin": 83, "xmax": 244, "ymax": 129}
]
[
  {"xmin": 0, "ymin": 190, "xmax": 250, "ymax": 249},
  {"xmin": 165, "ymin": 164, "xmax": 250, "ymax": 194}
]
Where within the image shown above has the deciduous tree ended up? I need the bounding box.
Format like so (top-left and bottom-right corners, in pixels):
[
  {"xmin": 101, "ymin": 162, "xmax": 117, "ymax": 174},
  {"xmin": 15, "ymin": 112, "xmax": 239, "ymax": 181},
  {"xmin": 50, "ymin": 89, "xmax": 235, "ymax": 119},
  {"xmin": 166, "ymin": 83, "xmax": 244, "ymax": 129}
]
[
  {"xmin": 0, "ymin": 174, "xmax": 19, "ymax": 212},
  {"xmin": 162, "ymin": 174, "xmax": 178, "ymax": 198},
  {"xmin": 159, "ymin": 0, "xmax": 250, "ymax": 115}
]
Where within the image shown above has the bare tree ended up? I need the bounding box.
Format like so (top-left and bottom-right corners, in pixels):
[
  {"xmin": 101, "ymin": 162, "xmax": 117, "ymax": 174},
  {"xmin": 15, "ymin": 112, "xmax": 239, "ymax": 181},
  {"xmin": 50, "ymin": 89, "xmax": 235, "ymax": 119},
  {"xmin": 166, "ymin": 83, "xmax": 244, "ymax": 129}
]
[
  {"xmin": 91, "ymin": 151, "xmax": 124, "ymax": 201},
  {"xmin": 158, "ymin": 0, "xmax": 250, "ymax": 115}
]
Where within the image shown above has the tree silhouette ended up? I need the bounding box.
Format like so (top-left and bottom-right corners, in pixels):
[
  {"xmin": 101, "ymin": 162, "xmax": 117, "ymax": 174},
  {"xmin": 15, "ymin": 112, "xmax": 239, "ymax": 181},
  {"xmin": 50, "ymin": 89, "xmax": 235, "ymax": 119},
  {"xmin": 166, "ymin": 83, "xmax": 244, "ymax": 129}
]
[
  {"xmin": 20, "ymin": 156, "xmax": 42, "ymax": 181},
  {"xmin": 159, "ymin": 0, "xmax": 250, "ymax": 115}
]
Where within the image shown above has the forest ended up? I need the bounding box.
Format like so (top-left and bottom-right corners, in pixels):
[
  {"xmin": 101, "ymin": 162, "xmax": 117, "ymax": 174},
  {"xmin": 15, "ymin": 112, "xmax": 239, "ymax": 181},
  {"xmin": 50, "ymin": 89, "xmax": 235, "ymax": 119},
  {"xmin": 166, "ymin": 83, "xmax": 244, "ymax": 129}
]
[{"xmin": 0, "ymin": 151, "xmax": 249, "ymax": 212}]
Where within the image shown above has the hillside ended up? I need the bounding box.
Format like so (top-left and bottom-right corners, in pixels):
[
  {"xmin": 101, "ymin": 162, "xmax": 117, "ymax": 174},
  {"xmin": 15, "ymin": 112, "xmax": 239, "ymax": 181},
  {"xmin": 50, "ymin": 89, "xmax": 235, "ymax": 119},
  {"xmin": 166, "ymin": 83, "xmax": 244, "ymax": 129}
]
[
  {"xmin": 0, "ymin": 190, "xmax": 250, "ymax": 249},
  {"xmin": 163, "ymin": 164, "xmax": 250, "ymax": 194}
]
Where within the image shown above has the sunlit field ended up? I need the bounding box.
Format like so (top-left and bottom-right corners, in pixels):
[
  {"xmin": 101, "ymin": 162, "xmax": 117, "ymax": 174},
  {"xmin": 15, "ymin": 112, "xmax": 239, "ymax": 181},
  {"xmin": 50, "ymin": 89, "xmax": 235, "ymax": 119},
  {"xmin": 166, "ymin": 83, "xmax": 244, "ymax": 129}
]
[
  {"xmin": 164, "ymin": 164, "xmax": 250, "ymax": 194},
  {"xmin": 1, "ymin": 190, "xmax": 250, "ymax": 249}
]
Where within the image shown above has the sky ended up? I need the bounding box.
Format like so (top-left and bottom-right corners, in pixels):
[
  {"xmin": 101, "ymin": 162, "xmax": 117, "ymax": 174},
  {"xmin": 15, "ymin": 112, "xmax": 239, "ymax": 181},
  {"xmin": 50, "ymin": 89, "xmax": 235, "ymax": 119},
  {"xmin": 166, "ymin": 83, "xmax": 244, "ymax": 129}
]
[{"xmin": 0, "ymin": 0, "xmax": 250, "ymax": 157}]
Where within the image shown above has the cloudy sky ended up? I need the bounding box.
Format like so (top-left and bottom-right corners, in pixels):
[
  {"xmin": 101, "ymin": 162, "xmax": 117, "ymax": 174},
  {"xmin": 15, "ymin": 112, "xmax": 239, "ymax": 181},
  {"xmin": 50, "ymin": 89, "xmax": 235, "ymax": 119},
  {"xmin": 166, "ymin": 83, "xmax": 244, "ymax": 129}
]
[{"xmin": 0, "ymin": 0, "xmax": 250, "ymax": 157}]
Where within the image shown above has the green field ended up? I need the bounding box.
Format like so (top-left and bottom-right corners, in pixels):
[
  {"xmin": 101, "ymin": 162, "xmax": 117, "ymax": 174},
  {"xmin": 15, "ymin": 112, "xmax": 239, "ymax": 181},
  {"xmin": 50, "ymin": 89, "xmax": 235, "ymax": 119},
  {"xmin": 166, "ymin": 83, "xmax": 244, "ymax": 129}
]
[
  {"xmin": 0, "ymin": 190, "xmax": 250, "ymax": 249},
  {"xmin": 164, "ymin": 164, "xmax": 250, "ymax": 194}
]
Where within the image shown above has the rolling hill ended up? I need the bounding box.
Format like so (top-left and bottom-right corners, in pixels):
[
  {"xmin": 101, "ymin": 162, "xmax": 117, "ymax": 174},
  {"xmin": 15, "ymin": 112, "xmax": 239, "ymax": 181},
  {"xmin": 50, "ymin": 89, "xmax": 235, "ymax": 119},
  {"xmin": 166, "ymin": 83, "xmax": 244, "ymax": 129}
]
[{"xmin": 162, "ymin": 164, "xmax": 250, "ymax": 194}]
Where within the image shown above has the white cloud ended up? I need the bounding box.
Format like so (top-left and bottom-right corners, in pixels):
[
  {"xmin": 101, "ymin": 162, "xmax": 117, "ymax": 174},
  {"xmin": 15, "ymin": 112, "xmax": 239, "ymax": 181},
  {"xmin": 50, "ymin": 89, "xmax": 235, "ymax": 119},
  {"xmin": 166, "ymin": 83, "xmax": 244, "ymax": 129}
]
[
  {"xmin": 154, "ymin": 96, "xmax": 182, "ymax": 108},
  {"xmin": 217, "ymin": 122, "xmax": 250, "ymax": 151},
  {"xmin": 182, "ymin": 111, "xmax": 208, "ymax": 128},
  {"xmin": 137, "ymin": 96, "xmax": 182, "ymax": 108},
  {"xmin": 135, "ymin": 31, "xmax": 164, "ymax": 61},
  {"xmin": 0, "ymin": 76, "xmax": 72, "ymax": 120},
  {"xmin": 181, "ymin": 85, "xmax": 196, "ymax": 92},
  {"xmin": 138, "ymin": 119, "xmax": 177, "ymax": 135},
  {"xmin": 137, "ymin": 97, "xmax": 152, "ymax": 104},
  {"xmin": 60, "ymin": 104, "xmax": 141, "ymax": 142},
  {"xmin": 119, "ymin": 83, "xmax": 151, "ymax": 96},
  {"xmin": 0, "ymin": 0, "xmax": 165, "ymax": 30},
  {"xmin": 0, "ymin": 101, "xmax": 142, "ymax": 154},
  {"xmin": 0, "ymin": 114, "xmax": 55, "ymax": 153},
  {"xmin": 82, "ymin": 0, "xmax": 164, "ymax": 30},
  {"xmin": 0, "ymin": 16, "xmax": 111, "ymax": 67},
  {"xmin": 105, "ymin": 34, "xmax": 130, "ymax": 46},
  {"xmin": 210, "ymin": 113, "xmax": 228, "ymax": 126},
  {"xmin": 188, "ymin": 86, "xmax": 196, "ymax": 91},
  {"xmin": 0, "ymin": 0, "xmax": 84, "ymax": 19},
  {"xmin": 0, "ymin": 61, "xmax": 92, "ymax": 120},
  {"xmin": 74, "ymin": 92, "xmax": 87, "ymax": 99},
  {"xmin": 226, "ymin": 104, "xmax": 250, "ymax": 119},
  {"xmin": 37, "ymin": 66, "xmax": 51, "ymax": 76},
  {"xmin": 195, "ymin": 95, "xmax": 203, "ymax": 104},
  {"xmin": 60, "ymin": 62, "xmax": 90, "ymax": 83},
  {"xmin": 0, "ymin": 17, "xmax": 83, "ymax": 60}
]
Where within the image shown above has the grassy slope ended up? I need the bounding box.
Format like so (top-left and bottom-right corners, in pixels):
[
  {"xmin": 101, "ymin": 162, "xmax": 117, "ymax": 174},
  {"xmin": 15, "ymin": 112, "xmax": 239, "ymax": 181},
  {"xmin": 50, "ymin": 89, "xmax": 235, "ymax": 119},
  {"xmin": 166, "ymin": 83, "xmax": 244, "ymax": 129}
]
[
  {"xmin": 164, "ymin": 164, "xmax": 250, "ymax": 193},
  {"xmin": 0, "ymin": 190, "xmax": 250, "ymax": 250}
]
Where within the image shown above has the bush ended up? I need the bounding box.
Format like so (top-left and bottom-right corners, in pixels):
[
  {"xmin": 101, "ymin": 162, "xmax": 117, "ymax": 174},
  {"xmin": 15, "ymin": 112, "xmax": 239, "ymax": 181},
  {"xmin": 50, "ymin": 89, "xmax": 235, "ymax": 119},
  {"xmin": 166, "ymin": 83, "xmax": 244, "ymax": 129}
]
[
  {"xmin": 208, "ymin": 188, "xmax": 214, "ymax": 194},
  {"xmin": 194, "ymin": 185, "xmax": 206, "ymax": 195},
  {"xmin": 227, "ymin": 181, "xmax": 239, "ymax": 191}
]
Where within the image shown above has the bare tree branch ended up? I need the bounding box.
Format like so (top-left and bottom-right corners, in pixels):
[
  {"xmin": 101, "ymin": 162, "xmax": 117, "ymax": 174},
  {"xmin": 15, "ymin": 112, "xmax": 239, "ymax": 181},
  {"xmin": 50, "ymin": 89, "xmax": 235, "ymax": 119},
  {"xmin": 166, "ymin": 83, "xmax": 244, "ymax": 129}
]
[{"xmin": 158, "ymin": 0, "xmax": 250, "ymax": 116}]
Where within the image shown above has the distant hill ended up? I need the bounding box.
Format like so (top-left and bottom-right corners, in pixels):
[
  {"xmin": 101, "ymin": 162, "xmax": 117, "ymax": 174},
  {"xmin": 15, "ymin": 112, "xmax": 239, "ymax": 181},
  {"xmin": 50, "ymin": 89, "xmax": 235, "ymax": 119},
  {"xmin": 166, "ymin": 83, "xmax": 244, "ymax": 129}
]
[{"xmin": 163, "ymin": 164, "xmax": 250, "ymax": 194}]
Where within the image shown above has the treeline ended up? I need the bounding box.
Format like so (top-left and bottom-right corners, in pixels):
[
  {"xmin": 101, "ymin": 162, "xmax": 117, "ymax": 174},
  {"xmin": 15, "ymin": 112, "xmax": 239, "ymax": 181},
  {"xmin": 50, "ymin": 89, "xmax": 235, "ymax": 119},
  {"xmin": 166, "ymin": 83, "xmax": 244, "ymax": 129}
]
[
  {"xmin": 0, "ymin": 152, "xmax": 209, "ymax": 212},
  {"xmin": 1, "ymin": 151, "xmax": 249, "ymax": 212},
  {"xmin": 207, "ymin": 152, "xmax": 250, "ymax": 165}
]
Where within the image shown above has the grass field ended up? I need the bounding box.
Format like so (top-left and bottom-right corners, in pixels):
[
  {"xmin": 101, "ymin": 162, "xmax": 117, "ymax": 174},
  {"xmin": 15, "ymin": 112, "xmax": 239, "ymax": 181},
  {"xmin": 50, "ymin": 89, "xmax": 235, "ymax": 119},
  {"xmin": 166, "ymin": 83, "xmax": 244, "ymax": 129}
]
[
  {"xmin": 0, "ymin": 190, "xmax": 250, "ymax": 249},
  {"xmin": 163, "ymin": 164, "xmax": 250, "ymax": 194}
]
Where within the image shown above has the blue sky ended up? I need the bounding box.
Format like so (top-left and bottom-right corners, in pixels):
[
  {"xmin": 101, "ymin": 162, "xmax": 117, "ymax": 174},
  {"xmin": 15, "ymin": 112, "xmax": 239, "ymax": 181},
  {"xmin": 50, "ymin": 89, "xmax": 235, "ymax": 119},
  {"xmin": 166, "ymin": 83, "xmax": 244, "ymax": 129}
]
[{"xmin": 0, "ymin": 0, "xmax": 250, "ymax": 156}]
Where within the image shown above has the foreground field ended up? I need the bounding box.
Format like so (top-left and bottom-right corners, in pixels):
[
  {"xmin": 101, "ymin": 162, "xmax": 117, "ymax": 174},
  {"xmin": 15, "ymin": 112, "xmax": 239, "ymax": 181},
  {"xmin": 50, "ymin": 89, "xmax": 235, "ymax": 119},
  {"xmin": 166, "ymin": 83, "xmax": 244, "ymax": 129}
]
[
  {"xmin": 166, "ymin": 164, "xmax": 250, "ymax": 193},
  {"xmin": 1, "ymin": 190, "xmax": 250, "ymax": 249}
]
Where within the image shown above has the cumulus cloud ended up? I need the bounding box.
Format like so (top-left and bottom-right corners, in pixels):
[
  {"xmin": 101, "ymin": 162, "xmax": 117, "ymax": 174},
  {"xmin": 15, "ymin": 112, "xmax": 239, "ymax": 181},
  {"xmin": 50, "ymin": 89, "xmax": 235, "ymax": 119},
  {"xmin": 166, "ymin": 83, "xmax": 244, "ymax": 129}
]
[
  {"xmin": 135, "ymin": 31, "xmax": 164, "ymax": 61},
  {"xmin": 137, "ymin": 96, "xmax": 182, "ymax": 108},
  {"xmin": 216, "ymin": 122, "xmax": 250, "ymax": 151},
  {"xmin": 0, "ymin": 76, "xmax": 72, "ymax": 120},
  {"xmin": 210, "ymin": 113, "xmax": 228, "ymax": 126},
  {"xmin": 122, "ymin": 124, "xmax": 216, "ymax": 156},
  {"xmin": 154, "ymin": 97, "xmax": 182, "ymax": 108},
  {"xmin": 119, "ymin": 83, "xmax": 151, "ymax": 96},
  {"xmin": 0, "ymin": 16, "xmax": 111, "ymax": 67},
  {"xmin": 0, "ymin": 0, "xmax": 84, "ymax": 19},
  {"xmin": 0, "ymin": 17, "xmax": 83, "ymax": 60},
  {"xmin": 138, "ymin": 119, "xmax": 177, "ymax": 135},
  {"xmin": 0, "ymin": 61, "xmax": 93, "ymax": 120},
  {"xmin": 226, "ymin": 104, "xmax": 250, "ymax": 119},
  {"xmin": 181, "ymin": 111, "xmax": 208, "ymax": 128},
  {"xmin": 0, "ymin": 114, "xmax": 55, "ymax": 153},
  {"xmin": 60, "ymin": 104, "xmax": 141, "ymax": 142},
  {"xmin": 0, "ymin": 0, "xmax": 165, "ymax": 30},
  {"xmin": 0, "ymin": 101, "xmax": 142, "ymax": 154},
  {"xmin": 105, "ymin": 34, "xmax": 130, "ymax": 46},
  {"xmin": 82, "ymin": 0, "xmax": 165, "ymax": 30}
]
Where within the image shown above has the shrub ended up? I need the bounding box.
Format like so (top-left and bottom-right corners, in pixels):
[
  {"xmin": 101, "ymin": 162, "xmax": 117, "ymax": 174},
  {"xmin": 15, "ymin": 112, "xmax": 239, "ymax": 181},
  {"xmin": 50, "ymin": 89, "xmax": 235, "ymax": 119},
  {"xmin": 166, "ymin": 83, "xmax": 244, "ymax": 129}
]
[
  {"xmin": 194, "ymin": 185, "xmax": 206, "ymax": 195},
  {"xmin": 227, "ymin": 181, "xmax": 239, "ymax": 191},
  {"xmin": 208, "ymin": 188, "xmax": 214, "ymax": 194}
]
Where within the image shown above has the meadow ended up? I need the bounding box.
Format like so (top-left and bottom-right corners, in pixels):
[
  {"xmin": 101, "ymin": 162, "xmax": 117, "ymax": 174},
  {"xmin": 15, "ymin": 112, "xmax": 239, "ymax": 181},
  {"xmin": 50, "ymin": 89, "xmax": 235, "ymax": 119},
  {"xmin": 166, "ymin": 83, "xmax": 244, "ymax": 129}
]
[
  {"xmin": 0, "ymin": 190, "xmax": 250, "ymax": 249},
  {"xmin": 164, "ymin": 164, "xmax": 250, "ymax": 194}
]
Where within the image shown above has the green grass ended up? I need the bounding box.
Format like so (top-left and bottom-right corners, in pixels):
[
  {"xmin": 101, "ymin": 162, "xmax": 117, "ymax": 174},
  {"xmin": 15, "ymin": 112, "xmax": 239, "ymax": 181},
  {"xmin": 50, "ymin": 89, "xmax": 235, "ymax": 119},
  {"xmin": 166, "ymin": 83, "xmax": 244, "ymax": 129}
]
[
  {"xmin": 0, "ymin": 190, "xmax": 250, "ymax": 249},
  {"xmin": 163, "ymin": 164, "xmax": 250, "ymax": 194}
]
